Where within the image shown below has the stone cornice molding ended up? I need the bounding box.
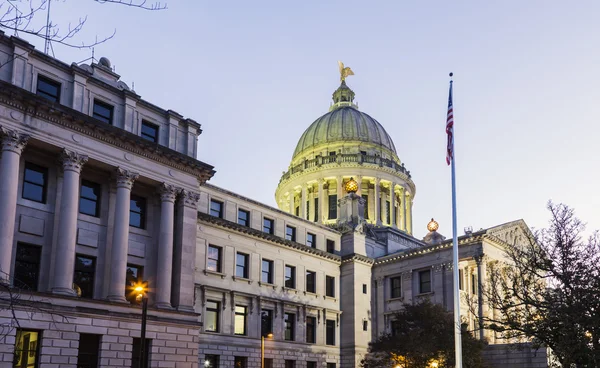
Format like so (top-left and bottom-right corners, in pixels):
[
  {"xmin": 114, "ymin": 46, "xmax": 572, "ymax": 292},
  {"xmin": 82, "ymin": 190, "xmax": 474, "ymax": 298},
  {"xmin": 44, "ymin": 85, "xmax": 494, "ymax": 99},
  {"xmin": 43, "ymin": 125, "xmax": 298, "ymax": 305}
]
[
  {"xmin": 0, "ymin": 126, "xmax": 29, "ymax": 154},
  {"xmin": 180, "ymin": 189, "xmax": 200, "ymax": 208},
  {"xmin": 59, "ymin": 148, "xmax": 88, "ymax": 173},
  {"xmin": 341, "ymin": 253, "xmax": 374, "ymax": 265},
  {"xmin": 115, "ymin": 167, "xmax": 139, "ymax": 190},
  {"xmin": 158, "ymin": 183, "xmax": 178, "ymax": 203}
]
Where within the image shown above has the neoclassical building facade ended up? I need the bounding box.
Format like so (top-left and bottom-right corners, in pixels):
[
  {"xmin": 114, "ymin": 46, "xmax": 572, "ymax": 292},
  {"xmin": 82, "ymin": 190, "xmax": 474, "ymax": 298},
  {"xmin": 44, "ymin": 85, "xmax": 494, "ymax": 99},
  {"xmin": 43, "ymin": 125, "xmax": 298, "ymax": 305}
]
[{"xmin": 0, "ymin": 31, "xmax": 548, "ymax": 368}]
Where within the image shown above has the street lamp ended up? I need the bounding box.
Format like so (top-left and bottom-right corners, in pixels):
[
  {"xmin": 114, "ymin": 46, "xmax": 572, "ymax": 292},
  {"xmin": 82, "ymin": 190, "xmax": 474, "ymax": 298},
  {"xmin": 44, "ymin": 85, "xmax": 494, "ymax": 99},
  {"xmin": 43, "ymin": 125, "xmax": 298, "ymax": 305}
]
[
  {"xmin": 261, "ymin": 333, "xmax": 273, "ymax": 368},
  {"xmin": 134, "ymin": 282, "xmax": 148, "ymax": 368}
]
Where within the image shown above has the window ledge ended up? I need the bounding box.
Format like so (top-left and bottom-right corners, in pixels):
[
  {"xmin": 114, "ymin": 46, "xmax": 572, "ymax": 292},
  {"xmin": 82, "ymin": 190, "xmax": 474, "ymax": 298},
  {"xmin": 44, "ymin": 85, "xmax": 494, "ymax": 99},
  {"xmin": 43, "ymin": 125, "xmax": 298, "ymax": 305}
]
[
  {"xmin": 387, "ymin": 296, "xmax": 404, "ymax": 303},
  {"xmin": 304, "ymin": 291, "xmax": 318, "ymax": 298},
  {"xmin": 232, "ymin": 276, "xmax": 252, "ymax": 284},
  {"xmin": 282, "ymin": 286, "xmax": 298, "ymax": 294},
  {"xmin": 259, "ymin": 281, "xmax": 277, "ymax": 290},
  {"xmin": 416, "ymin": 292, "xmax": 434, "ymax": 297},
  {"xmin": 204, "ymin": 269, "xmax": 227, "ymax": 279},
  {"xmin": 324, "ymin": 296, "xmax": 337, "ymax": 302}
]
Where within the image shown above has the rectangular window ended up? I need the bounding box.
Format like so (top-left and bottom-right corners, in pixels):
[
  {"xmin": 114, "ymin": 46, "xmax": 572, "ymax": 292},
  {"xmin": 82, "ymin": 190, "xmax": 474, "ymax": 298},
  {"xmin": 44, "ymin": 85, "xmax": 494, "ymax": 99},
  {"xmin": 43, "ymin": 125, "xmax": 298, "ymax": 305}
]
[
  {"xmin": 326, "ymin": 239, "xmax": 335, "ymax": 254},
  {"xmin": 284, "ymin": 313, "xmax": 295, "ymax": 341},
  {"xmin": 79, "ymin": 180, "xmax": 101, "ymax": 217},
  {"xmin": 285, "ymin": 225, "xmax": 296, "ymax": 241},
  {"xmin": 327, "ymin": 364, "xmax": 336, "ymax": 368},
  {"xmin": 234, "ymin": 306, "xmax": 247, "ymax": 335},
  {"xmin": 141, "ymin": 121, "xmax": 159, "ymax": 143},
  {"xmin": 261, "ymin": 309, "xmax": 273, "ymax": 337},
  {"xmin": 205, "ymin": 300, "xmax": 220, "ymax": 332},
  {"xmin": 326, "ymin": 319, "xmax": 335, "ymax": 345},
  {"xmin": 459, "ymin": 269, "xmax": 464, "ymax": 290},
  {"xmin": 419, "ymin": 270, "xmax": 432, "ymax": 294},
  {"xmin": 263, "ymin": 217, "xmax": 274, "ymax": 234},
  {"xmin": 313, "ymin": 198, "xmax": 319, "ymax": 222},
  {"xmin": 235, "ymin": 356, "xmax": 247, "ymax": 368},
  {"xmin": 93, "ymin": 99, "xmax": 114, "ymax": 125},
  {"xmin": 236, "ymin": 252, "xmax": 249, "ymax": 279},
  {"xmin": 261, "ymin": 259, "xmax": 273, "ymax": 284},
  {"xmin": 264, "ymin": 359, "xmax": 273, "ymax": 368},
  {"xmin": 14, "ymin": 243, "xmax": 41, "ymax": 291},
  {"xmin": 131, "ymin": 338, "xmax": 151, "ymax": 368},
  {"xmin": 295, "ymin": 206, "xmax": 299, "ymax": 216},
  {"xmin": 362, "ymin": 194, "xmax": 369, "ymax": 219},
  {"xmin": 306, "ymin": 233, "xmax": 316, "ymax": 248},
  {"xmin": 306, "ymin": 316, "xmax": 316, "ymax": 344},
  {"xmin": 363, "ymin": 284, "xmax": 367, "ymax": 294},
  {"xmin": 363, "ymin": 320, "xmax": 368, "ymax": 331},
  {"xmin": 14, "ymin": 330, "xmax": 41, "ymax": 368},
  {"xmin": 284, "ymin": 265, "xmax": 296, "ymax": 289},
  {"xmin": 391, "ymin": 320, "xmax": 401, "ymax": 336},
  {"xmin": 125, "ymin": 264, "xmax": 143, "ymax": 303},
  {"xmin": 390, "ymin": 276, "xmax": 402, "ymax": 299},
  {"xmin": 237, "ymin": 209, "xmax": 250, "ymax": 226},
  {"xmin": 36, "ymin": 75, "xmax": 61, "ymax": 103},
  {"xmin": 285, "ymin": 360, "xmax": 295, "ymax": 368},
  {"xmin": 472, "ymin": 273, "xmax": 477, "ymax": 294},
  {"xmin": 129, "ymin": 195, "xmax": 146, "ymax": 229},
  {"xmin": 210, "ymin": 199, "xmax": 223, "ymax": 218},
  {"xmin": 306, "ymin": 271, "xmax": 316, "ymax": 293},
  {"xmin": 307, "ymin": 362, "xmax": 317, "ymax": 368},
  {"xmin": 326, "ymin": 276, "xmax": 335, "ymax": 298},
  {"xmin": 386, "ymin": 200, "xmax": 391, "ymax": 224},
  {"xmin": 306, "ymin": 200, "xmax": 310, "ymax": 220},
  {"xmin": 22, "ymin": 162, "xmax": 47, "ymax": 203},
  {"xmin": 204, "ymin": 355, "xmax": 219, "ymax": 368},
  {"xmin": 74, "ymin": 255, "xmax": 96, "ymax": 298},
  {"xmin": 77, "ymin": 333, "xmax": 100, "ymax": 368},
  {"xmin": 207, "ymin": 245, "xmax": 222, "ymax": 273},
  {"xmin": 328, "ymin": 194, "xmax": 337, "ymax": 219}
]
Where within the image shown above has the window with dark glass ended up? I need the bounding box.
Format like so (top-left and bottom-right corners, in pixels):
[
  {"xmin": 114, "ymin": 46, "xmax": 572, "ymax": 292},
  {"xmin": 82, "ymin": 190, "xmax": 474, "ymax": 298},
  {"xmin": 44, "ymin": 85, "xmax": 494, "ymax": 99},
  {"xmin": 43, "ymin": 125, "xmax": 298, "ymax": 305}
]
[
  {"xmin": 362, "ymin": 194, "xmax": 369, "ymax": 219},
  {"xmin": 390, "ymin": 276, "xmax": 402, "ymax": 299},
  {"xmin": 131, "ymin": 338, "xmax": 151, "ymax": 368},
  {"xmin": 14, "ymin": 243, "xmax": 41, "ymax": 291},
  {"xmin": 306, "ymin": 200, "xmax": 310, "ymax": 220},
  {"xmin": 307, "ymin": 362, "xmax": 316, "ymax": 368},
  {"xmin": 306, "ymin": 316, "xmax": 316, "ymax": 343},
  {"xmin": 77, "ymin": 333, "xmax": 100, "ymax": 368},
  {"xmin": 419, "ymin": 270, "xmax": 431, "ymax": 294},
  {"xmin": 210, "ymin": 199, "xmax": 223, "ymax": 218},
  {"xmin": 326, "ymin": 319, "xmax": 335, "ymax": 345},
  {"xmin": 326, "ymin": 239, "xmax": 335, "ymax": 254},
  {"xmin": 391, "ymin": 320, "xmax": 401, "ymax": 336},
  {"xmin": 306, "ymin": 271, "xmax": 316, "ymax": 293},
  {"xmin": 360, "ymin": 150, "xmax": 367, "ymax": 156},
  {"xmin": 459, "ymin": 269, "xmax": 464, "ymax": 290},
  {"xmin": 261, "ymin": 259, "xmax": 273, "ymax": 284},
  {"xmin": 141, "ymin": 121, "xmax": 159, "ymax": 143},
  {"xmin": 285, "ymin": 225, "xmax": 296, "ymax": 241},
  {"xmin": 329, "ymin": 151, "xmax": 336, "ymax": 156},
  {"xmin": 386, "ymin": 200, "xmax": 391, "ymax": 224},
  {"xmin": 285, "ymin": 360, "xmax": 295, "ymax": 368},
  {"xmin": 36, "ymin": 75, "xmax": 61, "ymax": 103},
  {"xmin": 264, "ymin": 359, "xmax": 273, "ymax": 368},
  {"xmin": 207, "ymin": 245, "xmax": 222, "ymax": 273},
  {"xmin": 263, "ymin": 218, "xmax": 274, "ymax": 234},
  {"xmin": 295, "ymin": 206, "xmax": 299, "ymax": 216},
  {"xmin": 125, "ymin": 264, "xmax": 143, "ymax": 303},
  {"xmin": 284, "ymin": 313, "xmax": 295, "ymax": 341},
  {"xmin": 234, "ymin": 306, "xmax": 247, "ymax": 335},
  {"xmin": 313, "ymin": 198, "xmax": 319, "ymax": 222},
  {"xmin": 14, "ymin": 330, "xmax": 41, "ymax": 368},
  {"xmin": 284, "ymin": 265, "xmax": 295, "ymax": 289},
  {"xmin": 235, "ymin": 356, "xmax": 247, "ymax": 368},
  {"xmin": 92, "ymin": 99, "xmax": 114, "ymax": 125},
  {"xmin": 261, "ymin": 309, "xmax": 273, "ymax": 337},
  {"xmin": 236, "ymin": 252, "xmax": 249, "ymax": 279},
  {"xmin": 326, "ymin": 276, "xmax": 335, "ymax": 298},
  {"xmin": 327, "ymin": 363, "xmax": 336, "ymax": 368},
  {"xmin": 363, "ymin": 284, "xmax": 367, "ymax": 294},
  {"xmin": 79, "ymin": 180, "xmax": 101, "ymax": 217},
  {"xmin": 22, "ymin": 162, "xmax": 47, "ymax": 203},
  {"xmin": 129, "ymin": 195, "xmax": 146, "ymax": 229},
  {"xmin": 237, "ymin": 209, "xmax": 250, "ymax": 226},
  {"xmin": 472, "ymin": 273, "xmax": 477, "ymax": 294},
  {"xmin": 205, "ymin": 300, "xmax": 220, "ymax": 332},
  {"xmin": 306, "ymin": 233, "xmax": 316, "ymax": 248},
  {"xmin": 204, "ymin": 355, "xmax": 219, "ymax": 368},
  {"xmin": 74, "ymin": 255, "xmax": 95, "ymax": 298},
  {"xmin": 363, "ymin": 320, "xmax": 368, "ymax": 331},
  {"xmin": 328, "ymin": 194, "xmax": 337, "ymax": 219}
]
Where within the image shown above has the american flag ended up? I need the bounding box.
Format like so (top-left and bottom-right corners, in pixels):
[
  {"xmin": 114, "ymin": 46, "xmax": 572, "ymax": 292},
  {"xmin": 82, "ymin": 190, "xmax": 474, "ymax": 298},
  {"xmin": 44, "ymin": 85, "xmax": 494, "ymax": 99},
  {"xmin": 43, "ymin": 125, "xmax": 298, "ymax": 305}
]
[{"xmin": 446, "ymin": 81, "xmax": 454, "ymax": 165}]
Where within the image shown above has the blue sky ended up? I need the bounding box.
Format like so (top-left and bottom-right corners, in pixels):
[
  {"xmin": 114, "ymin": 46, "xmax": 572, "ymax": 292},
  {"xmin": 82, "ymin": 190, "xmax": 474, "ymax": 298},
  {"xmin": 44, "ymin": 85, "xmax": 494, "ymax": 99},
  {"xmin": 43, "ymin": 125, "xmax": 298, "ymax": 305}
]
[{"xmin": 19, "ymin": 0, "xmax": 600, "ymax": 238}]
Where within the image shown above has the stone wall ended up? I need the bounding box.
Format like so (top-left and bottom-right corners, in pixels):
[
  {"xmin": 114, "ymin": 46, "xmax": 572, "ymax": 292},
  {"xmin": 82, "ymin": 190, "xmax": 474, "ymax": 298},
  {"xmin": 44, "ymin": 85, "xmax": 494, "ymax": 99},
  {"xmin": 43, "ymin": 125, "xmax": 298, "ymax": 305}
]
[{"xmin": 482, "ymin": 344, "xmax": 548, "ymax": 368}]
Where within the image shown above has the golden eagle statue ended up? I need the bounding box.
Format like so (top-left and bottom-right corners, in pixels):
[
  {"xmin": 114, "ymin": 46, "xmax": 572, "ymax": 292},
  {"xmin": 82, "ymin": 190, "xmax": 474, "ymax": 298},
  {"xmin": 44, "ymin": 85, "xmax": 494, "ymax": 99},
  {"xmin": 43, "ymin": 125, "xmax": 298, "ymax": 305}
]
[{"xmin": 338, "ymin": 61, "xmax": 355, "ymax": 82}]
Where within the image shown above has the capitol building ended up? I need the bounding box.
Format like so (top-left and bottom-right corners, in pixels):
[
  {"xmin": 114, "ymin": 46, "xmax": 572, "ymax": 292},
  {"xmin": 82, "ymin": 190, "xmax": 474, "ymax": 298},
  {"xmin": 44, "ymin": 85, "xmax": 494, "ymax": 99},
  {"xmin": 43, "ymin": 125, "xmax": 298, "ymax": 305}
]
[{"xmin": 0, "ymin": 31, "xmax": 547, "ymax": 368}]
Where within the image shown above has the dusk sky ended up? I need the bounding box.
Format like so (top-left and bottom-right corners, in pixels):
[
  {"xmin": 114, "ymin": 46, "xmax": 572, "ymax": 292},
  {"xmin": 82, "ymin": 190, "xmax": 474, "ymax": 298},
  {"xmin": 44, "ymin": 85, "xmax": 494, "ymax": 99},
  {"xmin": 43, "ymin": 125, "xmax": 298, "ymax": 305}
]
[{"xmin": 20, "ymin": 0, "xmax": 600, "ymax": 238}]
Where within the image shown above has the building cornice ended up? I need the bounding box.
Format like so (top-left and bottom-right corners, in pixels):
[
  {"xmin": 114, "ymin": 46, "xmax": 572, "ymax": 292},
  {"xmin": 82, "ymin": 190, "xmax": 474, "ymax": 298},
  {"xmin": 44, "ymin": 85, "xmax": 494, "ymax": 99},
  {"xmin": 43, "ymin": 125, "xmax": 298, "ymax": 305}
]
[{"xmin": 341, "ymin": 253, "xmax": 375, "ymax": 266}]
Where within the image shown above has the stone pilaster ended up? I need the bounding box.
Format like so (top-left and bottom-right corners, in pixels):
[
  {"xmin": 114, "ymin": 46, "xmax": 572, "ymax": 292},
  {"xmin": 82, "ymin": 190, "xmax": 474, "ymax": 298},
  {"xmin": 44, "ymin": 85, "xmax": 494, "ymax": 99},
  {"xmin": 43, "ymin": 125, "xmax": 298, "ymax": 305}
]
[
  {"xmin": 390, "ymin": 182, "xmax": 397, "ymax": 228},
  {"xmin": 107, "ymin": 167, "xmax": 139, "ymax": 302},
  {"xmin": 374, "ymin": 178, "xmax": 381, "ymax": 225},
  {"xmin": 52, "ymin": 149, "xmax": 88, "ymax": 295},
  {"xmin": 474, "ymin": 254, "xmax": 487, "ymax": 341},
  {"xmin": 300, "ymin": 185, "xmax": 307, "ymax": 220},
  {"xmin": 0, "ymin": 127, "xmax": 29, "ymax": 283},
  {"xmin": 155, "ymin": 183, "xmax": 177, "ymax": 308}
]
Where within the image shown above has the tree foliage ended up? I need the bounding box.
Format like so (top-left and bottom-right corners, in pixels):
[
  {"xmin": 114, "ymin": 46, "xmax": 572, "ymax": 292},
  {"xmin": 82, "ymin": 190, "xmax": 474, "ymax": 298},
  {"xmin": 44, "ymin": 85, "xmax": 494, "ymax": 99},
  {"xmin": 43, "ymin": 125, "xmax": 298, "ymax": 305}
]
[
  {"xmin": 361, "ymin": 299, "xmax": 485, "ymax": 368},
  {"xmin": 482, "ymin": 202, "xmax": 600, "ymax": 367}
]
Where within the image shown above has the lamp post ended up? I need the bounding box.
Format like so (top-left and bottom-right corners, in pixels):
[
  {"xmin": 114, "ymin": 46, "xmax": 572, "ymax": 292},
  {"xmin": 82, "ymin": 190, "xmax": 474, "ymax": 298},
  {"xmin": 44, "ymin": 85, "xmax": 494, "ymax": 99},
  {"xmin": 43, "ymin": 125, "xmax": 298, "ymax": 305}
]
[
  {"xmin": 134, "ymin": 283, "xmax": 148, "ymax": 368},
  {"xmin": 261, "ymin": 333, "xmax": 273, "ymax": 368}
]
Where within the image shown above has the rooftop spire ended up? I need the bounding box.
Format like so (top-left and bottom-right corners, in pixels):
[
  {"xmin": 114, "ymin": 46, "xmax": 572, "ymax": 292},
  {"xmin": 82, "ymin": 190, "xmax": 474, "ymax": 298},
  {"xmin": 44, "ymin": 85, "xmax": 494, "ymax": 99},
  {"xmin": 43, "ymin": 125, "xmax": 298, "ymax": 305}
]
[{"xmin": 330, "ymin": 61, "xmax": 358, "ymax": 111}]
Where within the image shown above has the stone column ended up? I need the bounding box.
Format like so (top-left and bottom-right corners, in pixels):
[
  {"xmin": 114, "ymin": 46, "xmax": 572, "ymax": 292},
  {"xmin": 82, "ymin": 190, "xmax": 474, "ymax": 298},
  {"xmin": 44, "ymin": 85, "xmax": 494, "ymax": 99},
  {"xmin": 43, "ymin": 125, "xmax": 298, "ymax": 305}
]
[
  {"xmin": 317, "ymin": 180, "xmax": 324, "ymax": 223},
  {"xmin": 321, "ymin": 179, "xmax": 328, "ymax": 222},
  {"xmin": 300, "ymin": 185, "xmax": 307, "ymax": 220},
  {"xmin": 155, "ymin": 183, "xmax": 177, "ymax": 308},
  {"xmin": 402, "ymin": 190, "xmax": 408, "ymax": 231},
  {"xmin": 289, "ymin": 192, "xmax": 294, "ymax": 215},
  {"xmin": 390, "ymin": 182, "xmax": 397, "ymax": 228},
  {"xmin": 52, "ymin": 149, "xmax": 88, "ymax": 295},
  {"xmin": 0, "ymin": 128, "xmax": 29, "ymax": 282},
  {"xmin": 107, "ymin": 168, "xmax": 139, "ymax": 302},
  {"xmin": 374, "ymin": 178, "xmax": 381, "ymax": 225},
  {"xmin": 408, "ymin": 195, "xmax": 413, "ymax": 234},
  {"xmin": 336, "ymin": 176, "xmax": 343, "ymax": 220},
  {"xmin": 475, "ymin": 255, "xmax": 486, "ymax": 341}
]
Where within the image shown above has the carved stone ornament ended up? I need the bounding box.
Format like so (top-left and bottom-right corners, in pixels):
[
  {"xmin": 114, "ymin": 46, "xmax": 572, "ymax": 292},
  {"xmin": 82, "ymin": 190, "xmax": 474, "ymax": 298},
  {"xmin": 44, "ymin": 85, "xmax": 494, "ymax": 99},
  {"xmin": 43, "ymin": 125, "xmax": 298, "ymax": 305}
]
[
  {"xmin": 158, "ymin": 183, "xmax": 178, "ymax": 202},
  {"xmin": 60, "ymin": 148, "xmax": 88, "ymax": 173},
  {"xmin": 0, "ymin": 127, "xmax": 30, "ymax": 154},
  {"xmin": 115, "ymin": 167, "xmax": 139, "ymax": 189},
  {"xmin": 180, "ymin": 189, "xmax": 201, "ymax": 208}
]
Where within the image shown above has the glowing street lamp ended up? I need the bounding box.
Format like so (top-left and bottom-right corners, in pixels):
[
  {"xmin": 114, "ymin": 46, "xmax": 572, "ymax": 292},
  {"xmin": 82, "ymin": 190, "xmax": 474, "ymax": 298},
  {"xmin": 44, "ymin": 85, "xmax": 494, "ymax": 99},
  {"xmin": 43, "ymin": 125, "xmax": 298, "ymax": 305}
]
[
  {"xmin": 133, "ymin": 282, "xmax": 148, "ymax": 368},
  {"xmin": 261, "ymin": 333, "xmax": 273, "ymax": 368}
]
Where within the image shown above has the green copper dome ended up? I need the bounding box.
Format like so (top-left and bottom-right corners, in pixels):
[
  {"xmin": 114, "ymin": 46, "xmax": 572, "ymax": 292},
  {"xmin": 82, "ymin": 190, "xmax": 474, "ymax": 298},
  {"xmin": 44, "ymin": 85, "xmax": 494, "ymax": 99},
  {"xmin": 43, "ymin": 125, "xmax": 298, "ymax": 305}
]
[{"xmin": 292, "ymin": 82, "xmax": 397, "ymax": 159}]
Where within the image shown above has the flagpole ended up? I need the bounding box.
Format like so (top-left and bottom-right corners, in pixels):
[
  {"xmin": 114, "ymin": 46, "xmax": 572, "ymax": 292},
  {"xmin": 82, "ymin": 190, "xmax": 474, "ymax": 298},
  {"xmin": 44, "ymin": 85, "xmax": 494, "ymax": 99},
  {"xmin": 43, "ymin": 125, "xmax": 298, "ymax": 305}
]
[{"xmin": 448, "ymin": 74, "xmax": 463, "ymax": 368}]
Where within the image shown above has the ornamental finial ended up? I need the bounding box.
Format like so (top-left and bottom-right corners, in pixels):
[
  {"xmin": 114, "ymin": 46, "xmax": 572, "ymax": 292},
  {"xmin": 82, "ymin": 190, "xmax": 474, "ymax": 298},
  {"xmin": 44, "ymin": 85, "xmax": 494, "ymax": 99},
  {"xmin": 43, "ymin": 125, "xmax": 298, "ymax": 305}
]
[
  {"xmin": 427, "ymin": 218, "xmax": 439, "ymax": 232},
  {"xmin": 338, "ymin": 61, "xmax": 355, "ymax": 82}
]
